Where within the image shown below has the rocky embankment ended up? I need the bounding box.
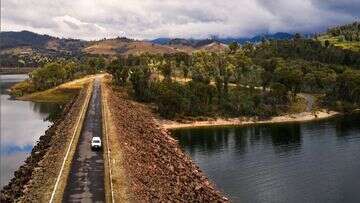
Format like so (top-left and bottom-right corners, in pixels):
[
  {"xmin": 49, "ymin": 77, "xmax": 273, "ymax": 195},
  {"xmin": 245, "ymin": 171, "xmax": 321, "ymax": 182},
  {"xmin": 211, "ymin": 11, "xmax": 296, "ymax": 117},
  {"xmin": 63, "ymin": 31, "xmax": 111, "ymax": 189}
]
[
  {"xmin": 0, "ymin": 84, "xmax": 90, "ymax": 202},
  {"xmin": 104, "ymin": 82, "xmax": 228, "ymax": 202}
]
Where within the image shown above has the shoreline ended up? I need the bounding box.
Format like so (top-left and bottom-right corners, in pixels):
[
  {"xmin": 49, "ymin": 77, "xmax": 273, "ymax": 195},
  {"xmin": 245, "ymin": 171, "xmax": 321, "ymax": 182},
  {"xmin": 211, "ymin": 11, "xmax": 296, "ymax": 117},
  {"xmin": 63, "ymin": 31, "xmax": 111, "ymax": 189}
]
[{"xmin": 156, "ymin": 110, "xmax": 340, "ymax": 130}]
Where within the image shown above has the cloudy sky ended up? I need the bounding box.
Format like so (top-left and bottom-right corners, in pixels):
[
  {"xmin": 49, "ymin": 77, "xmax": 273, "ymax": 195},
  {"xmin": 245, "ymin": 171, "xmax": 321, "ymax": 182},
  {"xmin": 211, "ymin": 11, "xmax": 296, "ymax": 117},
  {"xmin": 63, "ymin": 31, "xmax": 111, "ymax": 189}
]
[{"xmin": 1, "ymin": 0, "xmax": 359, "ymax": 40}]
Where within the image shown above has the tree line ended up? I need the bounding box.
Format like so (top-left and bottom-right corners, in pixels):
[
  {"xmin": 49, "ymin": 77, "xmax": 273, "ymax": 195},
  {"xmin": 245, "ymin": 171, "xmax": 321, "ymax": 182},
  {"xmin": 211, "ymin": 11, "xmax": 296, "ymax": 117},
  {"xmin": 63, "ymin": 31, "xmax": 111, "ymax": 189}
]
[
  {"xmin": 107, "ymin": 43, "xmax": 360, "ymax": 118},
  {"xmin": 249, "ymin": 34, "xmax": 360, "ymax": 68},
  {"xmin": 13, "ymin": 31, "xmax": 360, "ymax": 117},
  {"xmin": 327, "ymin": 21, "xmax": 360, "ymax": 42},
  {"xmin": 11, "ymin": 57, "xmax": 105, "ymax": 96}
]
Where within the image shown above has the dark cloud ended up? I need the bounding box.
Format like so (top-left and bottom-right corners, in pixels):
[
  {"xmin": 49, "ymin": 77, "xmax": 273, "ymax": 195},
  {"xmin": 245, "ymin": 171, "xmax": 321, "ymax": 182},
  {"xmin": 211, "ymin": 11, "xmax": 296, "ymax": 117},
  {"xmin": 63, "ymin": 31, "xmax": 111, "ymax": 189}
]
[
  {"xmin": 1, "ymin": 0, "xmax": 359, "ymax": 40},
  {"xmin": 311, "ymin": 0, "xmax": 360, "ymax": 16}
]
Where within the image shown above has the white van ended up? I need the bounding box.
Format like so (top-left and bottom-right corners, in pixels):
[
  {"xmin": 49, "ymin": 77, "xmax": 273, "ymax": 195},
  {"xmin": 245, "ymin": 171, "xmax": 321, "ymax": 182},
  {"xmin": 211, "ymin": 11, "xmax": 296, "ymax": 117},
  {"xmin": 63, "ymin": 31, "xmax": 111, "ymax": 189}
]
[{"xmin": 91, "ymin": 137, "xmax": 102, "ymax": 150}]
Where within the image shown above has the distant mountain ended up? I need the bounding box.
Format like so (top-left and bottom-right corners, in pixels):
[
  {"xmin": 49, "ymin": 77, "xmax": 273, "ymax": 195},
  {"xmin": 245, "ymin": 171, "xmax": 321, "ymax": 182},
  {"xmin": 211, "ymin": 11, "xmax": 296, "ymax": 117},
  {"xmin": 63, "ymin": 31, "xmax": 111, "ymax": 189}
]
[
  {"xmin": 0, "ymin": 31, "xmax": 54, "ymax": 49},
  {"xmin": 0, "ymin": 30, "xmax": 86, "ymax": 53},
  {"xmin": 0, "ymin": 31, "xmax": 86, "ymax": 67},
  {"xmin": 150, "ymin": 38, "xmax": 172, "ymax": 45},
  {"xmin": 0, "ymin": 30, "xmax": 294, "ymax": 66},
  {"xmin": 0, "ymin": 30, "xmax": 296, "ymax": 67},
  {"xmin": 151, "ymin": 32, "xmax": 294, "ymax": 45}
]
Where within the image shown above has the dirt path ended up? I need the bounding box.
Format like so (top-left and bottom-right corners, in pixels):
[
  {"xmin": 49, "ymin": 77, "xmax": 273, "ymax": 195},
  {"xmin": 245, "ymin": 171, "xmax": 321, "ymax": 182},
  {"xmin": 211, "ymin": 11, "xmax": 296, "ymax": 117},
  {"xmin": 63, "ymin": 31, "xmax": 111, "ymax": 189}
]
[
  {"xmin": 63, "ymin": 77, "xmax": 105, "ymax": 202},
  {"xmin": 298, "ymin": 93, "xmax": 316, "ymax": 112}
]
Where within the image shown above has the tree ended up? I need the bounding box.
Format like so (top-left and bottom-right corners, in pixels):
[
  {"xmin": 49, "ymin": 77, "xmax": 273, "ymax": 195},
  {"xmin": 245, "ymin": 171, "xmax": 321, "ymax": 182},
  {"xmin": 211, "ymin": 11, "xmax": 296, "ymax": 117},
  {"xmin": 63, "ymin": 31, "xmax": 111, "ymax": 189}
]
[
  {"xmin": 191, "ymin": 51, "xmax": 213, "ymax": 84},
  {"xmin": 335, "ymin": 69, "xmax": 360, "ymax": 103},
  {"xmin": 258, "ymin": 58, "xmax": 282, "ymax": 91},
  {"xmin": 232, "ymin": 50, "xmax": 253, "ymax": 88},
  {"xmin": 180, "ymin": 61, "xmax": 189, "ymax": 81},
  {"xmin": 274, "ymin": 64, "xmax": 303, "ymax": 100},
  {"xmin": 159, "ymin": 59, "xmax": 172, "ymax": 82},
  {"xmin": 107, "ymin": 59, "xmax": 128, "ymax": 85},
  {"xmin": 87, "ymin": 58, "xmax": 98, "ymax": 74},
  {"xmin": 129, "ymin": 65, "xmax": 152, "ymax": 101},
  {"xmin": 30, "ymin": 62, "xmax": 66, "ymax": 90},
  {"xmin": 324, "ymin": 40, "xmax": 330, "ymax": 48},
  {"xmin": 228, "ymin": 42, "xmax": 239, "ymax": 53},
  {"xmin": 96, "ymin": 57, "xmax": 106, "ymax": 71}
]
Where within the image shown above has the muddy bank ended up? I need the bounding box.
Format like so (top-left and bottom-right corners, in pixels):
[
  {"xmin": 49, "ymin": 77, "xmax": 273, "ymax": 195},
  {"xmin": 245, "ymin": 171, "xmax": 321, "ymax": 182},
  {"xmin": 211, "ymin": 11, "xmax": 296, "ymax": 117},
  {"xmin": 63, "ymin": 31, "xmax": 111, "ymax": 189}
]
[
  {"xmin": 0, "ymin": 84, "xmax": 91, "ymax": 202},
  {"xmin": 103, "ymin": 81, "xmax": 228, "ymax": 202},
  {"xmin": 156, "ymin": 110, "xmax": 339, "ymax": 129}
]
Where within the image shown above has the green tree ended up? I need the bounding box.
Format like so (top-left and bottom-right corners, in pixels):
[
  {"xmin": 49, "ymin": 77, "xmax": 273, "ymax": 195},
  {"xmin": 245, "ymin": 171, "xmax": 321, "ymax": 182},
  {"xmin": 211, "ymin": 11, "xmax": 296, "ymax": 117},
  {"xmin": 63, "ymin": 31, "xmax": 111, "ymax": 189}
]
[
  {"xmin": 228, "ymin": 42, "xmax": 239, "ymax": 53},
  {"xmin": 30, "ymin": 62, "xmax": 67, "ymax": 90},
  {"xmin": 274, "ymin": 64, "xmax": 303, "ymax": 99}
]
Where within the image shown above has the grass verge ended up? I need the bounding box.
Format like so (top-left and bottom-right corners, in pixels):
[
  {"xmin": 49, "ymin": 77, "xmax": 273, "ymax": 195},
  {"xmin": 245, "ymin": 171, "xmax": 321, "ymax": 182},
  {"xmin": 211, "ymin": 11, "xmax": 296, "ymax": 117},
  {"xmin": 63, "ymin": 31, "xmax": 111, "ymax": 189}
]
[{"xmin": 17, "ymin": 75, "xmax": 99, "ymax": 103}]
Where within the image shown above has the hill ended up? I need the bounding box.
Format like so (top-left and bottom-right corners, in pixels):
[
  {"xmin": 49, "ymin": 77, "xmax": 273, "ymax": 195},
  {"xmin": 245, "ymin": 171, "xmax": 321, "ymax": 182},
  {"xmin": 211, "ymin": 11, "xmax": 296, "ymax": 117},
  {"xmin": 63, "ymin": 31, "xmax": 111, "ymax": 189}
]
[
  {"xmin": 0, "ymin": 31, "xmax": 86, "ymax": 67},
  {"xmin": 0, "ymin": 30, "xmax": 86, "ymax": 52},
  {"xmin": 0, "ymin": 31, "xmax": 53, "ymax": 49},
  {"xmin": 83, "ymin": 37, "xmax": 178, "ymax": 55},
  {"xmin": 317, "ymin": 22, "xmax": 360, "ymax": 52},
  {"xmin": 84, "ymin": 38, "xmax": 228, "ymax": 55}
]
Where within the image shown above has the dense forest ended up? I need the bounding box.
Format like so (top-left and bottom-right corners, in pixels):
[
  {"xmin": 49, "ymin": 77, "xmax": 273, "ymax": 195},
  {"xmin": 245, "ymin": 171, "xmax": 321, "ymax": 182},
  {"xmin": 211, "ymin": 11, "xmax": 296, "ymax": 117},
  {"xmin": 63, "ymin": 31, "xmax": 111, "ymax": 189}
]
[
  {"xmin": 317, "ymin": 22, "xmax": 360, "ymax": 52},
  {"xmin": 106, "ymin": 33, "xmax": 360, "ymax": 118},
  {"xmin": 326, "ymin": 22, "xmax": 360, "ymax": 42}
]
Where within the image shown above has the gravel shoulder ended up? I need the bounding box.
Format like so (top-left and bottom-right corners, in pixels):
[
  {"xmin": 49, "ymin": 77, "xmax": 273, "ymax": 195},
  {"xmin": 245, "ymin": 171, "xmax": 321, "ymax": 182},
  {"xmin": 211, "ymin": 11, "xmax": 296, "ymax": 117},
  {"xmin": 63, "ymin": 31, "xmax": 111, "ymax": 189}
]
[
  {"xmin": 102, "ymin": 77, "xmax": 132, "ymax": 202},
  {"xmin": 102, "ymin": 76, "xmax": 228, "ymax": 202}
]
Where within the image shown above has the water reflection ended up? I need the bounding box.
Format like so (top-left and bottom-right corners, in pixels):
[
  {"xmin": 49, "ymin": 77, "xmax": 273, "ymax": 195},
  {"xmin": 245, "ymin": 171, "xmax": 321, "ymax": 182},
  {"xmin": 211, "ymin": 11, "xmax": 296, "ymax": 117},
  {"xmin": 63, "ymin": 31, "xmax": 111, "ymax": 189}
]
[
  {"xmin": 172, "ymin": 114, "xmax": 360, "ymax": 203},
  {"xmin": 334, "ymin": 114, "xmax": 360, "ymax": 137},
  {"xmin": 178, "ymin": 124, "xmax": 302, "ymax": 157},
  {"xmin": 178, "ymin": 128, "xmax": 233, "ymax": 156},
  {"xmin": 0, "ymin": 74, "xmax": 60, "ymax": 187}
]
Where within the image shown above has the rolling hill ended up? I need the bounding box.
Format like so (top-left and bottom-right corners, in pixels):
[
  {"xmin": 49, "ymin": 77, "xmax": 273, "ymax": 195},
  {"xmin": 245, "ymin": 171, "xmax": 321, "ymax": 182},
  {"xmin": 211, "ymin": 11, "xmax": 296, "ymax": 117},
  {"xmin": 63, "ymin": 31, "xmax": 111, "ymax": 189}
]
[
  {"xmin": 1, "ymin": 30, "xmax": 301, "ymax": 67},
  {"xmin": 317, "ymin": 22, "xmax": 360, "ymax": 52},
  {"xmin": 83, "ymin": 37, "xmax": 178, "ymax": 55}
]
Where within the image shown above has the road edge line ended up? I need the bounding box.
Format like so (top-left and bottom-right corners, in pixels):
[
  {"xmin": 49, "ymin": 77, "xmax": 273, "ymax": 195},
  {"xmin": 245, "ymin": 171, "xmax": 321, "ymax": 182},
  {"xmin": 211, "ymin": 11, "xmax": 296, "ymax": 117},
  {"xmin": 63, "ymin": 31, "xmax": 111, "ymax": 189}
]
[{"xmin": 48, "ymin": 81, "xmax": 94, "ymax": 203}]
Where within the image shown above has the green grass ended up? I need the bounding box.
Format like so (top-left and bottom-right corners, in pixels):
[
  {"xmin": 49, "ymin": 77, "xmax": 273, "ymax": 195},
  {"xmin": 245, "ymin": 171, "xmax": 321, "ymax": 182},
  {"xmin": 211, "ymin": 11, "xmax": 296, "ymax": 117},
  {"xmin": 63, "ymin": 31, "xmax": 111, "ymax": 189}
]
[
  {"xmin": 15, "ymin": 75, "xmax": 97, "ymax": 103},
  {"xmin": 19, "ymin": 88, "xmax": 80, "ymax": 103},
  {"xmin": 317, "ymin": 34, "xmax": 360, "ymax": 52},
  {"xmin": 10, "ymin": 80, "xmax": 36, "ymax": 97}
]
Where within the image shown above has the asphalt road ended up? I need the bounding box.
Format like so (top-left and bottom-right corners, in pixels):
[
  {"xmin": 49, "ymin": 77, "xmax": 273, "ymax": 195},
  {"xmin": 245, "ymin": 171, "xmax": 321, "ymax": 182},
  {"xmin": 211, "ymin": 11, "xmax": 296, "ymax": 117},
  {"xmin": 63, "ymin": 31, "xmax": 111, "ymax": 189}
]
[{"xmin": 63, "ymin": 78, "xmax": 105, "ymax": 202}]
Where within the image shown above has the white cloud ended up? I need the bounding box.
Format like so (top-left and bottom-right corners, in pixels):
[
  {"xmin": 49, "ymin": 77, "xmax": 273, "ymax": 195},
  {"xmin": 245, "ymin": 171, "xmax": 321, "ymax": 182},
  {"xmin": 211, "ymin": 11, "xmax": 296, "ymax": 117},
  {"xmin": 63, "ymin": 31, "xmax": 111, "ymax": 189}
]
[{"xmin": 1, "ymin": 0, "xmax": 359, "ymax": 40}]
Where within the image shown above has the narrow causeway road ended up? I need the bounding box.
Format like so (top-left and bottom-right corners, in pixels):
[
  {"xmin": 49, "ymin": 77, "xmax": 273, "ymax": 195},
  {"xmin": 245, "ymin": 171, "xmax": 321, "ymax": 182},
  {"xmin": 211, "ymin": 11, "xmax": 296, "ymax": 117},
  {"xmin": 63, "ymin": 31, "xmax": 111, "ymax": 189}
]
[{"xmin": 63, "ymin": 78, "xmax": 105, "ymax": 202}]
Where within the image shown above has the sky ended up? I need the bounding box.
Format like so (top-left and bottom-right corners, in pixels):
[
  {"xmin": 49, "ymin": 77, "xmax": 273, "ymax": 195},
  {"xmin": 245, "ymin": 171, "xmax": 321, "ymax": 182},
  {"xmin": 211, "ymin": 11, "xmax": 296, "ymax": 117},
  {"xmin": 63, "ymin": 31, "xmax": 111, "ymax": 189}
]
[{"xmin": 1, "ymin": 0, "xmax": 359, "ymax": 40}]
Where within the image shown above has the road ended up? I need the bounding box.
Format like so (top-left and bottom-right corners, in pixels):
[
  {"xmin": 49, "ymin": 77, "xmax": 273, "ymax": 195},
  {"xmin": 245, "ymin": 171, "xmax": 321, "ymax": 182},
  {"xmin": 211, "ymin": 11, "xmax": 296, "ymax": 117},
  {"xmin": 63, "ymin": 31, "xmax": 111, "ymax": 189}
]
[{"xmin": 63, "ymin": 78, "xmax": 105, "ymax": 202}]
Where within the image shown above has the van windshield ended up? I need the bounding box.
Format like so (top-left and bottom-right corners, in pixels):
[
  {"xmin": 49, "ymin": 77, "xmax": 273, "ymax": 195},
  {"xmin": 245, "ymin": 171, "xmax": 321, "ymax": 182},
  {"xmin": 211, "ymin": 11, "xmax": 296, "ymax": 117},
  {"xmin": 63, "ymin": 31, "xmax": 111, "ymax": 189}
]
[{"xmin": 93, "ymin": 140, "xmax": 100, "ymax": 143}]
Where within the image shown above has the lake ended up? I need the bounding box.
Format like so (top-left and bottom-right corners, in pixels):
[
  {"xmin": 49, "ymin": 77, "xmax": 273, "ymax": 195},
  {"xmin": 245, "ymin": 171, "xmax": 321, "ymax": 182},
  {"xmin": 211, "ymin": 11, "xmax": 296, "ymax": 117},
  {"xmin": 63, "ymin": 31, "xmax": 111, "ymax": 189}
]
[
  {"xmin": 0, "ymin": 74, "xmax": 60, "ymax": 187},
  {"xmin": 173, "ymin": 115, "xmax": 360, "ymax": 203}
]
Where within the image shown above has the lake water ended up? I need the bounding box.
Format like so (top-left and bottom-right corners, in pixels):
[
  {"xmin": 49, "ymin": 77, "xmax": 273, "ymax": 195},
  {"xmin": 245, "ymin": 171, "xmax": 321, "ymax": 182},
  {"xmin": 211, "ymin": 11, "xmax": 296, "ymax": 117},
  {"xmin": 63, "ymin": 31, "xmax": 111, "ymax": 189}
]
[
  {"xmin": 0, "ymin": 74, "xmax": 59, "ymax": 187},
  {"xmin": 173, "ymin": 115, "xmax": 360, "ymax": 203}
]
